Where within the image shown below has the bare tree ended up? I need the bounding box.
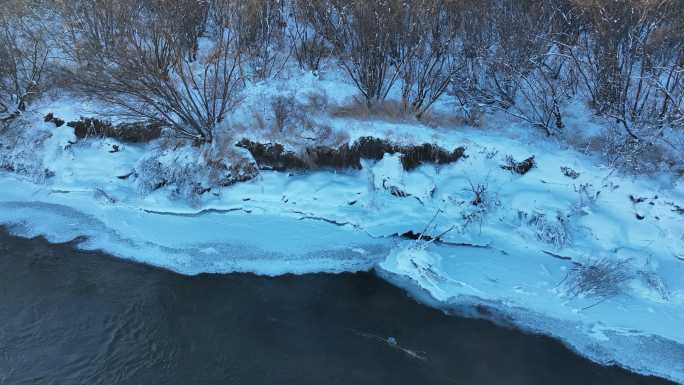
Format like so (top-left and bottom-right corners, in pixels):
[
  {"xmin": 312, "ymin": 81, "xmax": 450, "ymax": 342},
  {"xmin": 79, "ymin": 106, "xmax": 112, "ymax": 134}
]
[
  {"xmin": 448, "ymin": 0, "xmax": 573, "ymax": 134},
  {"xmin": 399, "ymin": 0, "xmax": 461, "ymax": 119},
  {"xmin": 567, "ymin": 0, "xmax": 683, "ymax": 139}
]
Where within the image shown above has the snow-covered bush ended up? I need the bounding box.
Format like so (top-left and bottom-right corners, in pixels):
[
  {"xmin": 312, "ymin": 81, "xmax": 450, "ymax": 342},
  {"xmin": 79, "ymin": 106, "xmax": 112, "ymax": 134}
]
[
  {"xmin": 571, "ymin": 183, "xmax": 601, "ymax": 216},
  {"xmin": 456, "ymin": 179, "xmax": 500, "ymax": 233},
  {"xmin": 516, "ymin": 209, "xmax": 572, "ymax": 249},
  {"xmin": 135, "ymin": 147, "xmax": 206, "ymax": 198},
  {"xmin": 0, "ymin": 120, "xmax": 53, "ymax": 182},
  {"xmin": 529, "ymin": 212, "xmax": 571, "ymax": 249},
  {"xmin": 446, "ymin": 0, "xmax": 573, "ymax": 136},
  {"xmin": 560, "ymin": 166, "xmax": 580, "ymax": 179},
  {"xmin": 205, "ymin": 133, "xmax": 259, "ymax": 187},
  {"xmin": 591, "ymin": 125, "xmax": 677, "ymax": 175},
  {"xmin": 135, "ymin": 141, "xmax": 258, "ymax": 200}
]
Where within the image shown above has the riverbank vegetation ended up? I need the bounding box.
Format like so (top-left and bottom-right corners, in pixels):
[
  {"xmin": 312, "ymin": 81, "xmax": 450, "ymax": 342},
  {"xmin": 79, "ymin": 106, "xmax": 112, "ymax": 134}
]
[{"xmin": 0, "ymin": 0, "xmax": 680, "ymax": 173}]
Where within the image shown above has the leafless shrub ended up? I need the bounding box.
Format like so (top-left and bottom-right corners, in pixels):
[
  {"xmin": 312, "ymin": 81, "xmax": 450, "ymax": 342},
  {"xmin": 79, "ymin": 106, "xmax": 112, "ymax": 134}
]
[
  {"xmin": 565, "ymin": 1, "xmax": 683, "ymax": 142},
  {"xmin": 301, "ymin": 0, "xmax": 468, "ymax": 114},
  {"xmin": 263, "ymin": 94, "xmax": 335, "ymax": 144},
  {"xmin": 449, "ymin": 0, "xmax": 572, "ymax": 136},
  {"xmin": 60, "ymin": 0, "xmax": 243, "ymax": 143},
  {"xmin": 565, "ymin": 257, "xmax": 633, "ymax": 299},
  {"xmin": 305, "ymin": 0, "xmax": 406, "ymax": 106},
  {"xmin": 150, "ymin": 0, "xmax": 211, "ymax": 61},
  {"xmin": 501, "ymin": 57, "xmax": 570, "ymax": 136},
  {"xmin": 0, "ymin": 2, "xmax": 49, "ymax": 127},
  {"xmin": 467, "ymin": 180, "xmax": 487, "ymax": 207},
  {"xmin": 290, "ymin": 0, "xmax": 330, "ymax": 73},
  {"xmin": 271, "ymin": 95, "xmax": 296, "ymax": 132},
  {"xmin": 251, "ymin": 109, "xmax": 268, "ymax": 132},
  {"xmin": 291, "ymin": 33, "xmax": 329, "ymax": 74},
  {"xmin": 331, "ymin": 99, "xmax": 413, "ymax": 122},
  {"xmin": 236, "ymin": 0, "xmax": 288, "ymax": 80}
]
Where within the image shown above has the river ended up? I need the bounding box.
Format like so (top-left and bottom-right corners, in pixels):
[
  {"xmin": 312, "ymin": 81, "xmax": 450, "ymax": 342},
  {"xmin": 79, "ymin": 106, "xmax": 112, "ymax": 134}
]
[{"xmin": 0, "ymin": 229, "xmax": 673, "ymax": 385}]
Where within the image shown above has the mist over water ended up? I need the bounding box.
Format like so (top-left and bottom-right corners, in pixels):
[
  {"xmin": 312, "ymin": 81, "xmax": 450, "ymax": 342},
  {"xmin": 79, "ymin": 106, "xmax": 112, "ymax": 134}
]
[{"xmin": 0, "ymin": 229, "xmax": 673, "ymax": 385}]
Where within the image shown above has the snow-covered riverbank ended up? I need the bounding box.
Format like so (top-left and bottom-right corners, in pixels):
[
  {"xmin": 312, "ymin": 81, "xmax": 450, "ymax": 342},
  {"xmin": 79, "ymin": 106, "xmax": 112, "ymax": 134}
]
[{"xmin": 2, "ymin": 87, "xmax": 684, "ymax": 382}]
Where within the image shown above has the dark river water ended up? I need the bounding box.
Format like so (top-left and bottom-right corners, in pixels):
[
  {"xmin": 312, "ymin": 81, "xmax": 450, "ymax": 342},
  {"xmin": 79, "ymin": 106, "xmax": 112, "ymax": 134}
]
[{"xmin": 0, "ymin": 229, "xmax": 674, "ymax": 385}]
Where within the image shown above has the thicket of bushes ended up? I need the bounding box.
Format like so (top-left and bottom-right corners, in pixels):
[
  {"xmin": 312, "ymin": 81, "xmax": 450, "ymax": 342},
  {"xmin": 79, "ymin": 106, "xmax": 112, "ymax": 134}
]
[{"xmin": 0, "ymin": 0, "xmax": 682, "ymax": 163}]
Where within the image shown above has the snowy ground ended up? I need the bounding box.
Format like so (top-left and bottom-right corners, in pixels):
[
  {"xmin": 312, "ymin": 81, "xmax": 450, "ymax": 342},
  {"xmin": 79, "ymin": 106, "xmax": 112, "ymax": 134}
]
[{"xmin": 1, "ymin": 69, "xmax": 684, "ymax": 383}]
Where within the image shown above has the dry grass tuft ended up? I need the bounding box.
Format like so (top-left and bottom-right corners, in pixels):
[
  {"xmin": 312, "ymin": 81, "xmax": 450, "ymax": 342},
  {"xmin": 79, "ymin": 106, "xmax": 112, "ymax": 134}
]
[
  {"xmin": 565, "ymin": 257, "xmax": 632, "ymax": 299},
  {"xmin": 330, "ymin": 99, "xmax": 414, "ymax": 122}
]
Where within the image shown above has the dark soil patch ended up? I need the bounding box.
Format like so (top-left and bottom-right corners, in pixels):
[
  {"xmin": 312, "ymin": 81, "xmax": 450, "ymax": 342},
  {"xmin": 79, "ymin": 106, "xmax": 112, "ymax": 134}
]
[
  {"xmin": 400, "ymin": 230, "xmax": 434, "ymax": 241},
  {"xmin": 62, "ymin": 116, "xmax": 162, "ymax": 143},
  {"xmin": 667, "ymin": 202, "xmax": 684, "ymax": 215},
  {"xmin": 399, "ymin": 143, "xmax": 466, "ymax": 170},
  {"xmin": 630, "ymin": 195, "xmax": 647, "ymax": 204},
  {"xmin": 304, "ymin": 144, "xmax": 362, "ymax": 170},
  {"xmin": 235, "ymin": 140, "xmax": 308, "ymax": 171},
  {"xmin": 237, "ymin": 137, "xmax": 466, "ymax": 172},
  {"xmin": 44, "ymin": 113, "xmax": 65, "ymax": 127}
]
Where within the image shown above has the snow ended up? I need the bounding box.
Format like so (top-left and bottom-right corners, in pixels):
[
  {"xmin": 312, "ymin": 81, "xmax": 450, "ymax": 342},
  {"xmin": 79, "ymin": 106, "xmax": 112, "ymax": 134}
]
[{"xmin": 1, "ymin": 69, "xmax": 684, "ymax": 383}]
